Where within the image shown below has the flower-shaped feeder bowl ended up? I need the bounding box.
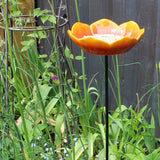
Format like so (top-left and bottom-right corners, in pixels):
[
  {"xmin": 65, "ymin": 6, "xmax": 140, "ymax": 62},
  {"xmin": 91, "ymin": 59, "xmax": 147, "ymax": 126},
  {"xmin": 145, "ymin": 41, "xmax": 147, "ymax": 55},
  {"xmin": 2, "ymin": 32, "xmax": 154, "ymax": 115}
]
[{"xmin": 68, "ymin": 19, "xmax": 145, "ymax": 55}]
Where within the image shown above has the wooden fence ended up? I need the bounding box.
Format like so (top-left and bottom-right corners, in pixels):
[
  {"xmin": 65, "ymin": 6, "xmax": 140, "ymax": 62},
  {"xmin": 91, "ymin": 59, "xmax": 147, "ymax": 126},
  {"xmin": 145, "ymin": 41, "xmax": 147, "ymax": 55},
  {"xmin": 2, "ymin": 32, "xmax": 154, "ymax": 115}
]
[
  {"xmin": 66, "ymin": 0, "xmax": 158, "ymax": 111},
  {"xmin": 35, "ymin": 0, "xmax": 160, "ymax": 132},
  {"xmin": 66, "ymin": 0, "xmax": 160, "ymax": 135}
]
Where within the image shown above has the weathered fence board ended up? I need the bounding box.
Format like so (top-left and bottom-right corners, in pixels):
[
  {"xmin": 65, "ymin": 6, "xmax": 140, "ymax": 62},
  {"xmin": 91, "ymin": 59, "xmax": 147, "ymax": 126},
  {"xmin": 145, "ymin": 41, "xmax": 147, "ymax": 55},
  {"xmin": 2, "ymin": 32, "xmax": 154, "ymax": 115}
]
[
  {"xmin": 106, "ymin": 0, "xmax": 160, "ymax": 135},
  {"xmin": 67, "ymin": 0, "xmax": 107, "ymax": 103},
  {"xmin": 108, "ymin": 0, "xmax": 158, "ymax": 110}
]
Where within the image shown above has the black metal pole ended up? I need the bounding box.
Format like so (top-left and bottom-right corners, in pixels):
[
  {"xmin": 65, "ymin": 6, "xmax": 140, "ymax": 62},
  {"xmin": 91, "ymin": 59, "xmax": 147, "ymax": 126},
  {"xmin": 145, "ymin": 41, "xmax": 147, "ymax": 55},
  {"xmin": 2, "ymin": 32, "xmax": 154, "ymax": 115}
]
[
  {"xmin": 5, "ymin": 0, "xmax": 9, "ymax": 108},
  {"xmin": 105, "ymin": 55, "xmax": 108, "ymax": 159}
]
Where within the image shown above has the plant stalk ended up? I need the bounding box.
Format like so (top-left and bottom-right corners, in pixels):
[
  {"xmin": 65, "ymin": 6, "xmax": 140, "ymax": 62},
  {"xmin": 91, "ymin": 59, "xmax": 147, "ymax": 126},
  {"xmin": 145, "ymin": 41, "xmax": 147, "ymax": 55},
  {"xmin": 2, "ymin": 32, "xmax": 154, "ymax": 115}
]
[
  {"xmin": 2, "ymin": 0, "xmax": 32, "ymax": 158},
  {"xmin": 115, "ymin": 55, "xmax": 121, "ymax": 110},
  {"xmin": 5, "ymin": 1, "xmax": 8, "ymax": 108},
  {"xmin": 74, "ymin": 0, "xmax": 87, "ymax": 100}
]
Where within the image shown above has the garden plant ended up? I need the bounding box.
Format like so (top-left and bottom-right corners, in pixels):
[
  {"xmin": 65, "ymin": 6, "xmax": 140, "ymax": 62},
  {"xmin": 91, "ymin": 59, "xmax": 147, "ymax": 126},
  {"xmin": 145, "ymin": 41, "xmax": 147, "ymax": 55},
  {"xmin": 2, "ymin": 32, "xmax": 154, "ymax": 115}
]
[
  {"xmin": 0, "ymin": 0, "xmax": 160, "ymax": 160},
  {"xmin": 0, "ymin": 0, "xmax": 105, "ymax": 159}
]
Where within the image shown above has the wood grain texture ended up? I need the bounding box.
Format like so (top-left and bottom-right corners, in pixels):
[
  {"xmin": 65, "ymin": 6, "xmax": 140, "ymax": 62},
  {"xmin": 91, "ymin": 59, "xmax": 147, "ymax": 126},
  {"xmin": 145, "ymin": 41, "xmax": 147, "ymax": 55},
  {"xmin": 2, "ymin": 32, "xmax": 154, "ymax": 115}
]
[
  {"xmin": 106, "ymin": 0, "xmax": 160, "ymax": 135},
  {"xmin": 108, "ymin": 0, "xmax": 158, "ymax": 112},
  {"xmin": 66, "ymin": 0, "xmax": 160, "ymax": 133},
  {"xmin": 67, "ymin": 0, "xmax": 107, "ymax": 103}
]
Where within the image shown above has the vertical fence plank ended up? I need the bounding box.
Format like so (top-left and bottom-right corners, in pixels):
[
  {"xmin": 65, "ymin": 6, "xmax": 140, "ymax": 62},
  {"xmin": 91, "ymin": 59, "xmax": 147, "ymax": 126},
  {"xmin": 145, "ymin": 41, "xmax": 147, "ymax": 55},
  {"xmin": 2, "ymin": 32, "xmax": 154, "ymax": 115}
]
[
  {"xmin": 108, "ymin": 0, "xmax": 158, "ymax": 113},
  {"xmin": 67, "ymin": 0, "xmax": 107, "ymax": 103}
]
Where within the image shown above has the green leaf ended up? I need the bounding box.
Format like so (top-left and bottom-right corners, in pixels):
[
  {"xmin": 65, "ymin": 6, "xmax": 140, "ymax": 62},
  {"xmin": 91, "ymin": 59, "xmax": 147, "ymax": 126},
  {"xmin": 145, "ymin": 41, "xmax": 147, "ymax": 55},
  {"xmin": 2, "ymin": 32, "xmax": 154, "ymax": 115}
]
[
  {"xmin": 109, "ymin": 105, "xmax": 127, "ymax": 126},
  {"xmin": 45, "ymin": 94, "xmax": 61, "ymax": 115},
  {"xmin": 88, "ymin": 133, "xmax": 99, "ymax": 159},
  {"xmin": 75, "ymin": 56, "xmax": 86, "ymax": 60},
  {"xmin": 39, "ymin": 84, "xmax": 52, "ymax": 104},
  {"xmin": 78, "ymin": 75, "xmax": 87, "ymax": 80},
  {"xmin": 97, "ymin": 106, "xmax": 105, "ymax": 123},
  {"xmin": 10, "ymin": 1, "xmax": 22, "ymax": 12},
  {"xmin": 21, "ymin": 46, "xmax": 30, "ymax": 52},
  {"xmin": 21, "ymin": 39, "xmax": 35, "ymax": 46},
  {"xmin": 38, "ymin": 31, "xmax": 47, "ymax": 39},
  {"xmin": 41, "ymin": 15, "xmax": 49, "ymax": 24},
  {"xmin": 88, "ymin": 87, "xmax": 99, "ymax": 96},
  {"xmin": 144, "ymin": 148, "xmax": 160, "ymax": 160},
  {"xmin": 65, "ymin": 46, "xmax": 74, "ymax": 59},
  {"xmin": 45, "ymin": 61, "xmax": 52, "ymax": 68},
  {"xmin": 34, "ymin": 8, "xmax": 41, "ymax": 17},
  {"xmin": 109, "ymin": 116, "xmax": 123, "ymax": 129},
  {"xmin": 48, "ymin": 16, "xmax": 56, "ymax": 24},
  {"xmin": 55, "ymin": 115, "xmax": 64, "ymax": 148},
  {"xmin": 143, "ymin": 153, "xmax": 160, "ymax": 160},
  {"xmin": 137, "ymin": 105, "xmax": 147, "ymax": 122},
  {"xmin": 98, "ymin": 148, "xmax": 106, "ymax": 160},
  {"xmin": 11, "ymin": 10, "xmax": 22, "ymax": 16},
  {"xmin": 74, "ymin": 136, "xmax": 88, "ymax": 160},
  {"xmin": 72, "ymin": 88, "xmax": 79, "ymax": 93},
  {"xmin": 27, "ymin": 33, "xmax": 38, "ymax": 38},
  {"xmin": 124, "ymin": 153, "xmax": 144, "ymax": 160},
  {"xmin": 24, "ymin": 119, "xmax": 33, "ymax": 142},
  {"xmin": 39, "ymin": 54, "xmax": 48, "ymax": 59},
  {"xmin": 98, "ymin": 124, "xmax": 106, "ymax": 154},
  {"xmin": 144, "ymin": 114, "xmax": 155, "ymax": 153}
]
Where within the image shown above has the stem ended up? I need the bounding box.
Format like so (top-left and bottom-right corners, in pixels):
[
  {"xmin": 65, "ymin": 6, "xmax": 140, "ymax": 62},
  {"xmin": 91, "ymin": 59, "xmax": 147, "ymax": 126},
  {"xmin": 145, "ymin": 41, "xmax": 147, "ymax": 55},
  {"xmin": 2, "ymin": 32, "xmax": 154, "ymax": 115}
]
[
  {"xmin": 5, "ymin": 1, "xmax": 8, "ymax": 108},
  {"xmin": 59, "ymin": 93, "xmax": 75, "ymax": 159},
  {"xmin": 33, "ymin": 74, "xmax": 57, "ymax": 158},
  {"xmin": 81, "ymin": 51, "xmax": 87, "ymax": 98},
  {"xmin": 136, "ymin": 93, "xmax": 140, "ymax": 114},
  {"xmin": 2, "ymin": 0, "xmax": 32, "ymax": 158},
  {"xmin": 74, "ymin": 0, "xmax": 80, "ymax": 22},
  {"xmin": 115, "ymin": 55, "xmax": 124, "ymax": 132},
  {"xmin": 115, "ymin": 55, "xmax": 121, "ymax": 109},
  {"xmin": 74, "ymin": 0, "xmax": 87, "ymax": 99},
  {"xmin": 26, "ymin": 41, "xmax": 57, "ymax": 158}
]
